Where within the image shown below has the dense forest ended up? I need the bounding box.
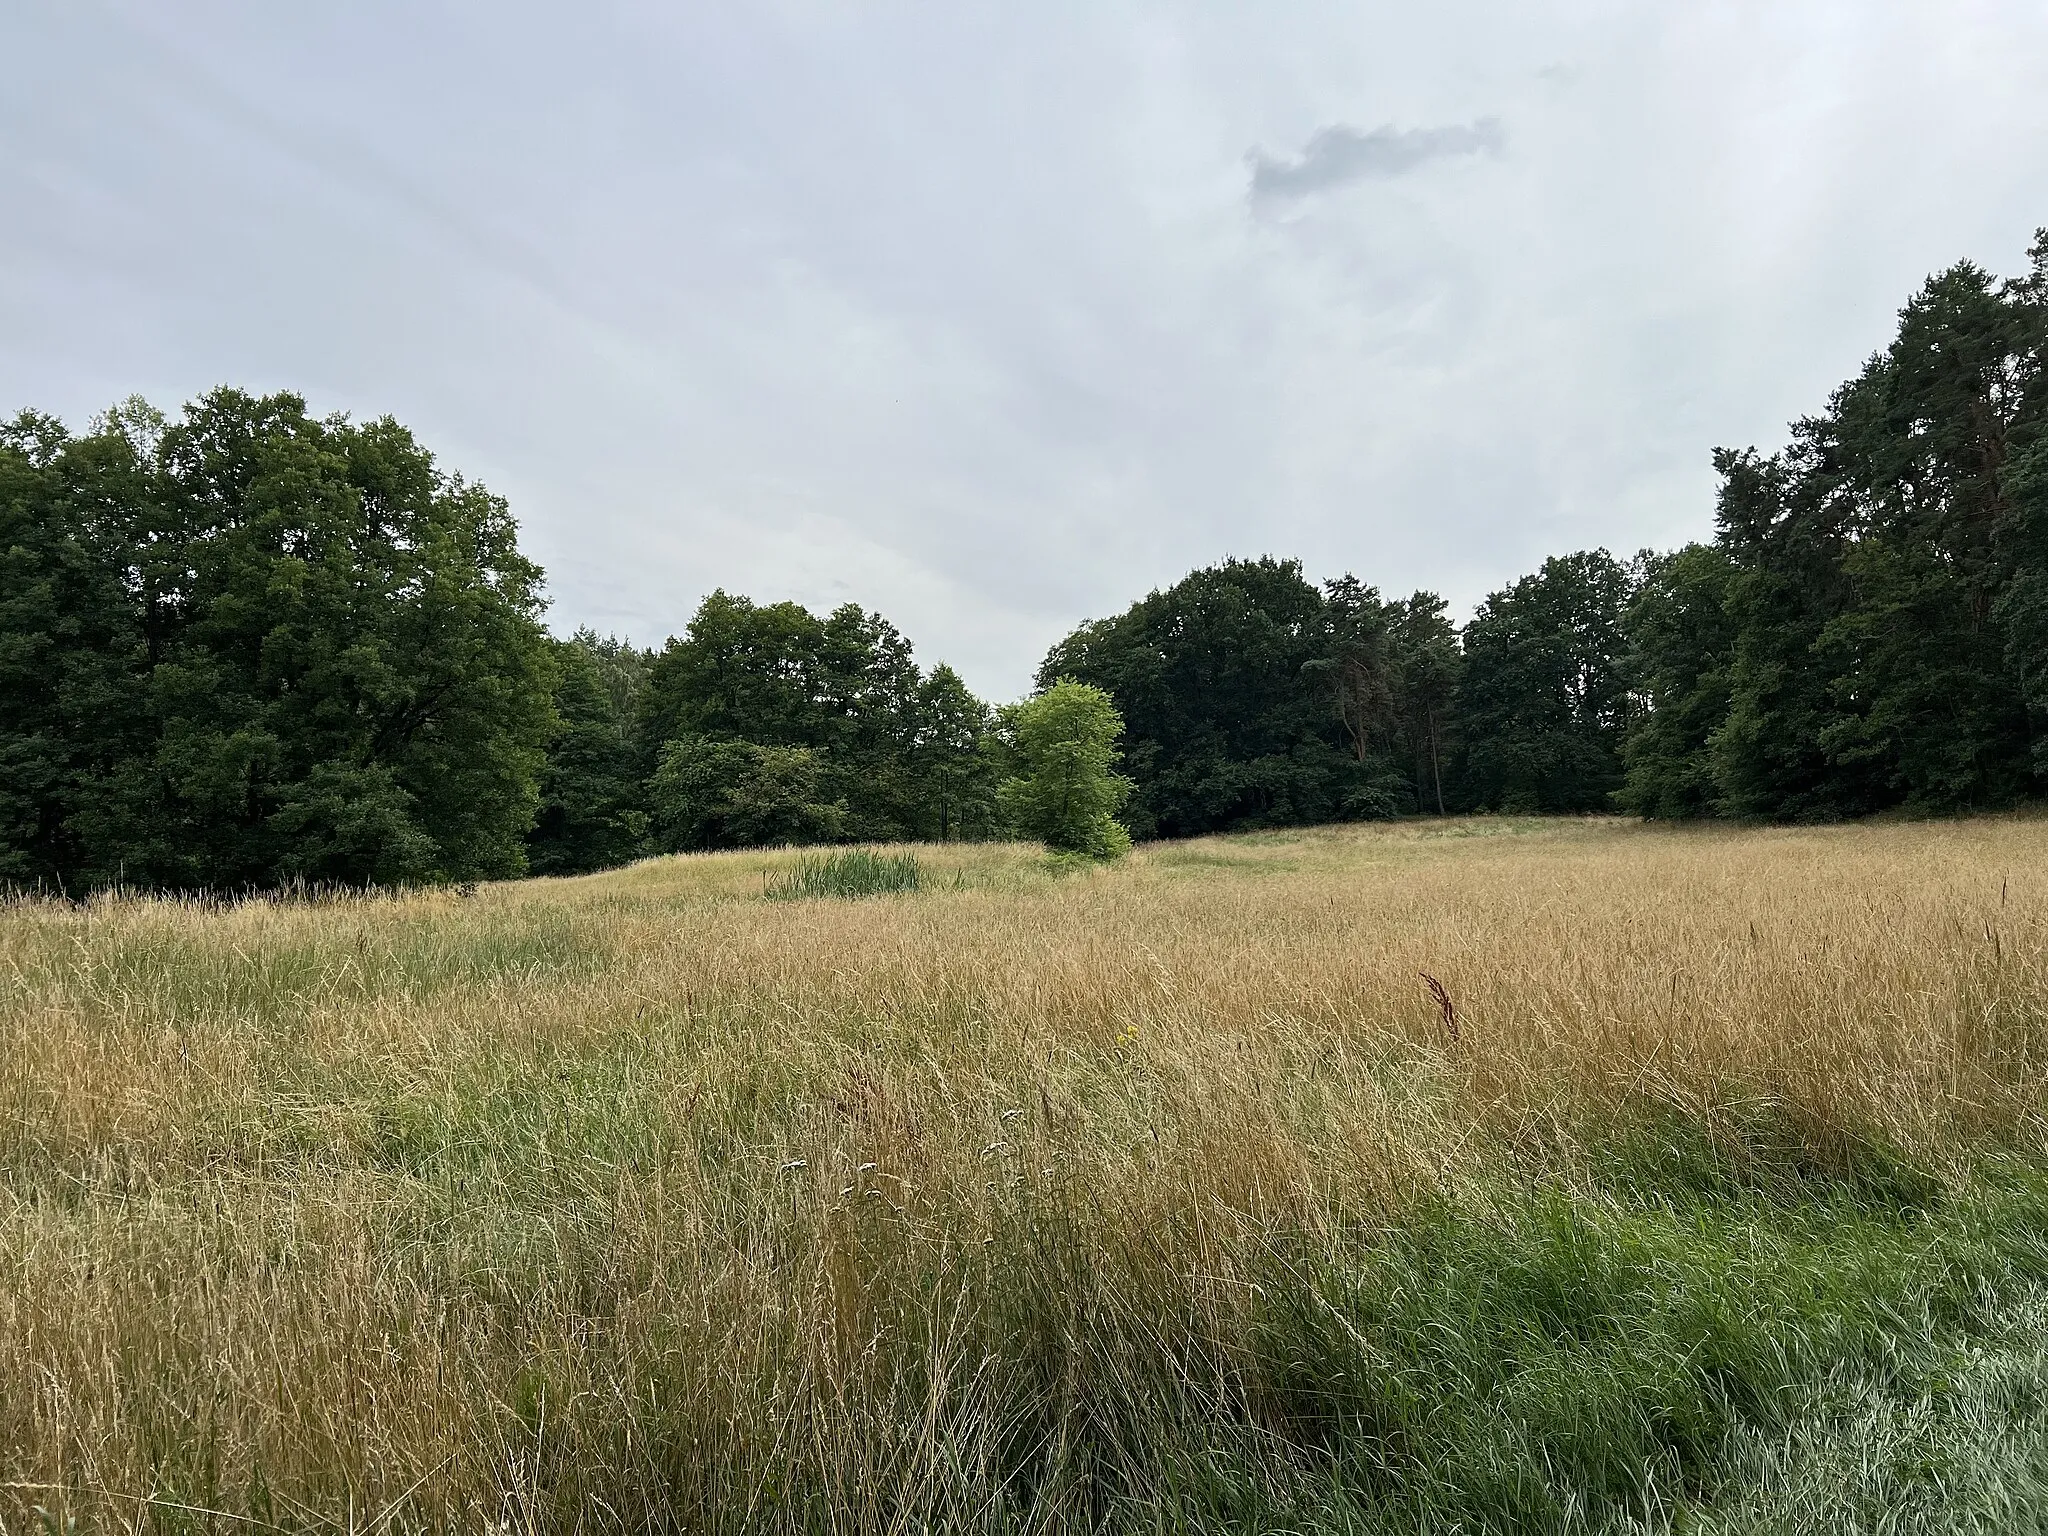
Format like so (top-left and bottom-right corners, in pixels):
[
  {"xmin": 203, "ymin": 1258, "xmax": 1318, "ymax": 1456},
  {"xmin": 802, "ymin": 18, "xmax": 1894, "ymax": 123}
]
[{"xmin": 4, "ymin": 237, "xmax": 2046, "ymax": 892}]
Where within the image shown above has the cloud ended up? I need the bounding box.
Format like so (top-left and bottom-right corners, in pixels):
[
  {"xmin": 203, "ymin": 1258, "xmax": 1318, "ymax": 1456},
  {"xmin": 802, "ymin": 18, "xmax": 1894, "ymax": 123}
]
[
  {"xmin": 10, "ymin": 6, "xmax": 2048, "ymax": 700},
  {"xmin": 1247, "ymin": 118, "xmax": 1505, "ymax": 204}
]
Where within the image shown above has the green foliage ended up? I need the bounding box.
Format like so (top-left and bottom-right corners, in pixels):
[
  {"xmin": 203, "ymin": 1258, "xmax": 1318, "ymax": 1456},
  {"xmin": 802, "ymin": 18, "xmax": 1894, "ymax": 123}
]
[
  {"xmin": 2000, "ymin": 433, "xmax": 2048, "ymax": 775},
  {"xmin": 647, "ymin": 735, "xmax": 845, "ymax": 851},
  {"xmin": 0, "ymin": 409, "xmax": 149, "ymax": 890},
  {"xmin": 574, "ymin": 627, "xmax": 656, "ymax": 738},
  {"xmin": 1702, "ymin": 446, "xmax": 1864, "ymax": 820},
  {"xmin": 1207, "ymin": 1160, "xmax": 2048, "ymax": 1533},
  {"xmin": 1457, "ymin": 550, "xmax": 1641, "ymax": 813},
  {"xmin": 1315, "ymin": 575, "xmax": 1416, "ymax": 820},
  {"xmin": 1041, "ymin": 559, "xmax": 1434, "ymax": 837},
  {"xmin": 997, "ymin": 681, "xmax": 1133, "ymax": 858},
  {"xmin": 638, "ymin": 591, "xmax": 996, "ymax": 845},
  {"xmin": 1629, "ymin": 234, "xmax": 2048, "ymax": 821},
  {"xmin": 1388, "ymin": 591, "xmax": 1463, "ymax": 815},
  {"xmin": 912, "ymin": 663, "xmax": 1003, "ymax": 841},
  {"xmin": 1808, "ymin": 260, "xmax": 2039, "ymax": 810},
  {"xmin": 764, "ymin": 848, "xmax": 922, "ymax": 900},
  {"xmin": 526, "ymin": 633, "xmax": 650, "ymax": 876},
  {"xmin": 0, "ymin": 390, "xmax": 555, "ymax": 892},
  {"xmin": 640, "ymin": 590, "xmax": 841, "ymax": 753},
  {"xmin": 1618, "ymin": 543, "xmax": 1737, "ymax": 818}
]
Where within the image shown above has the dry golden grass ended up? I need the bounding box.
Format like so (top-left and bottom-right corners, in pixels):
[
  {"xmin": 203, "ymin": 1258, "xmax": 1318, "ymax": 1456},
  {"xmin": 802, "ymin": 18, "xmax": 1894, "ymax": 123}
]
[{"xmin": 3, "ymin": 815, "xmax": 2046, "ymax": 1530}]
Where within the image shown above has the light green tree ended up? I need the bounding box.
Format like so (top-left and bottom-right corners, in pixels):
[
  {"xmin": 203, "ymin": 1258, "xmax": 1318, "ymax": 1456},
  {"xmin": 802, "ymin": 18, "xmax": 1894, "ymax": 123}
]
[{"xmin": 998, "ymin": 681, "xmax": 1133, "ymax": 858}]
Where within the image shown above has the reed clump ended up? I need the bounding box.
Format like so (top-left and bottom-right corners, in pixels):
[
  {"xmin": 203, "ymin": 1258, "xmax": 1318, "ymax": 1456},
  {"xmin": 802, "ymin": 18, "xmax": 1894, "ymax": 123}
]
[
  {"xmin": 4, "ymin": 816, "xmax": 2047, "ymax": 1531},
  {"xmin": 764, "ymin": 847, "xmax": 923, "ymax": 901}
]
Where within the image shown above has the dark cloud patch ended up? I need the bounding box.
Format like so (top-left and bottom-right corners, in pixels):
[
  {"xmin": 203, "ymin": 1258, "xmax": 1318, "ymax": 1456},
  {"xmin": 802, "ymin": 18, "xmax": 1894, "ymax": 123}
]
[{"xmin": 1248, "ymin": 118, "xmax": 1505, "ymax": 204}]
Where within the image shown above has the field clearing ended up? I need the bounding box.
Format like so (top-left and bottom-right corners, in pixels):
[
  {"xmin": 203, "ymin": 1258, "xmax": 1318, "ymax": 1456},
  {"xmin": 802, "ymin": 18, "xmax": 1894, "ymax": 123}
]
[{"xmin": 6, "ymin": 816, "xmax": 2048, "ymax": 1532}]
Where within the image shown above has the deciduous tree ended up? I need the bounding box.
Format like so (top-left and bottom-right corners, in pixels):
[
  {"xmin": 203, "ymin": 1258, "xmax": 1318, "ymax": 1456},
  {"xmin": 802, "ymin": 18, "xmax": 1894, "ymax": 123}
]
[{"xmin": 997, "ymin": 681, "xmax": 1132, "ymax": 858}]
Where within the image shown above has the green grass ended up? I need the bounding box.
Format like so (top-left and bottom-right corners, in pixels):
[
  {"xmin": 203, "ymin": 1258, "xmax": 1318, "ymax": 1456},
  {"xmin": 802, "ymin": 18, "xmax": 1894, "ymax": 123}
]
[
  {"xmin": 763, "ymin": 847, "xmax": 923, "ymax": 900},
  {"xmin": 440, "ymin": 1138, "xmax": 2048, "ymax": 1532}
]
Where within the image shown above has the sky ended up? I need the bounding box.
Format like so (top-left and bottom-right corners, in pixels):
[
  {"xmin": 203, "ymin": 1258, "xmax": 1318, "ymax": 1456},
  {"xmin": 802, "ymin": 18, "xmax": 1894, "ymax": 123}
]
[{"xmin": 6, "ymin": 2, "xmax": 2048, "ymax": 700}]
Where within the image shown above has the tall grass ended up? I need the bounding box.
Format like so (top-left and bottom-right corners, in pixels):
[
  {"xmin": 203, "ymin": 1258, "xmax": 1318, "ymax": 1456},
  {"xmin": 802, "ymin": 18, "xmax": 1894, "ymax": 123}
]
[
  {"xmin": 764, "ymin": 847, "xmax": 923, "ymax": 901},
  {"xmin": 3, "ymin": 818, "xmax": 2047, "ymax": 1530}
]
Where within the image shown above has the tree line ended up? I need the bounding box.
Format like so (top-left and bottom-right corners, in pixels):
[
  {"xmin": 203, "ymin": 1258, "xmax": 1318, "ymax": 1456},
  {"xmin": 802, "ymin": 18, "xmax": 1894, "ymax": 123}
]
[
  {"xmin": 0, "ymin": 389, "xmax": 1116, "ymax": 891},
  {"xmin": 530, "ymin": 590, "xmax": 1132, "ymax": 874},
  {"xmin": 4, "ymin": 236, "xmax": 2045, "ymax": 891},
  {"xmin": 1042, "ymin": 235, "xmax": 2048, "ymax": 830}
]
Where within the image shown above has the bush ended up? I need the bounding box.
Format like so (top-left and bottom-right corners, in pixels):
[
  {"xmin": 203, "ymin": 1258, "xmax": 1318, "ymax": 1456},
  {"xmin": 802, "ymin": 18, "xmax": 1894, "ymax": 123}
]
[{"xmin": 765, "ymin": 848, "xmax": 922, "ymax": 900}]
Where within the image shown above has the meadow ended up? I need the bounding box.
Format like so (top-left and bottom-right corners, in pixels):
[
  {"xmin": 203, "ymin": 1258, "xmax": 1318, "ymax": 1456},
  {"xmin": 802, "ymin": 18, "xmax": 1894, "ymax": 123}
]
[{"xmin": 5, "ymin": 816, "xmax": 2048, "ymax": 1533}]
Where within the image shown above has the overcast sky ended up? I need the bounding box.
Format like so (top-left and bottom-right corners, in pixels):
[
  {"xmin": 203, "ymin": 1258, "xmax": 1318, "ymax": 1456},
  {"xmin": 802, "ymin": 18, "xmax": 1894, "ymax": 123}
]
[{"xmin": 7, "ymin": 2, "xmax": 2048, "ymax": 698}]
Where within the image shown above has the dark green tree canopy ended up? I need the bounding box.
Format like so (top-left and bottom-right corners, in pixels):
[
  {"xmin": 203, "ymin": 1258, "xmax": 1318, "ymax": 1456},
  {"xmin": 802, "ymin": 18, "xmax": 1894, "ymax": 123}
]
[
  {"xmin": 0, "ymin": 389, "xmax": 556, "ymax": 892},
  {"xmin": 1040, "ymin": 555, "xmax": 1596, "ymax": 830},
  {"xmin": 646, "ymin": 736, "xmax": 844, "ymax": 853},
  {"xmin": 526, "ymin": 632, "xmax": 650, "ymax": 878},
  {"xmin": 0, "ymin": 410, "xmax": 150, "ymax": 889},
  {"xmin": 1387, "ymin": 591, "xmax": 1462, "ymax": 816},
  {"xmin": 1039, "ymin": 558, "xmax": 1382, "ymax": 837},
  {"xmin": 630, "ymin": 590, "xmax": 996, "ymax": 851},
  {"xmin": 912, "ymin": 663, "xmax": 1001, "ymax": 843},
  {"xmin": 1457, "ymin": 550, "xmax": 1641, "ymax": 814},
  {"xmin": 1629, "ymin": 233, "xmax": 2048, "ymax": 819},
  {"xmin": 1616, "ymin": 544, "xmax": 1737, "ymax": 820}
]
